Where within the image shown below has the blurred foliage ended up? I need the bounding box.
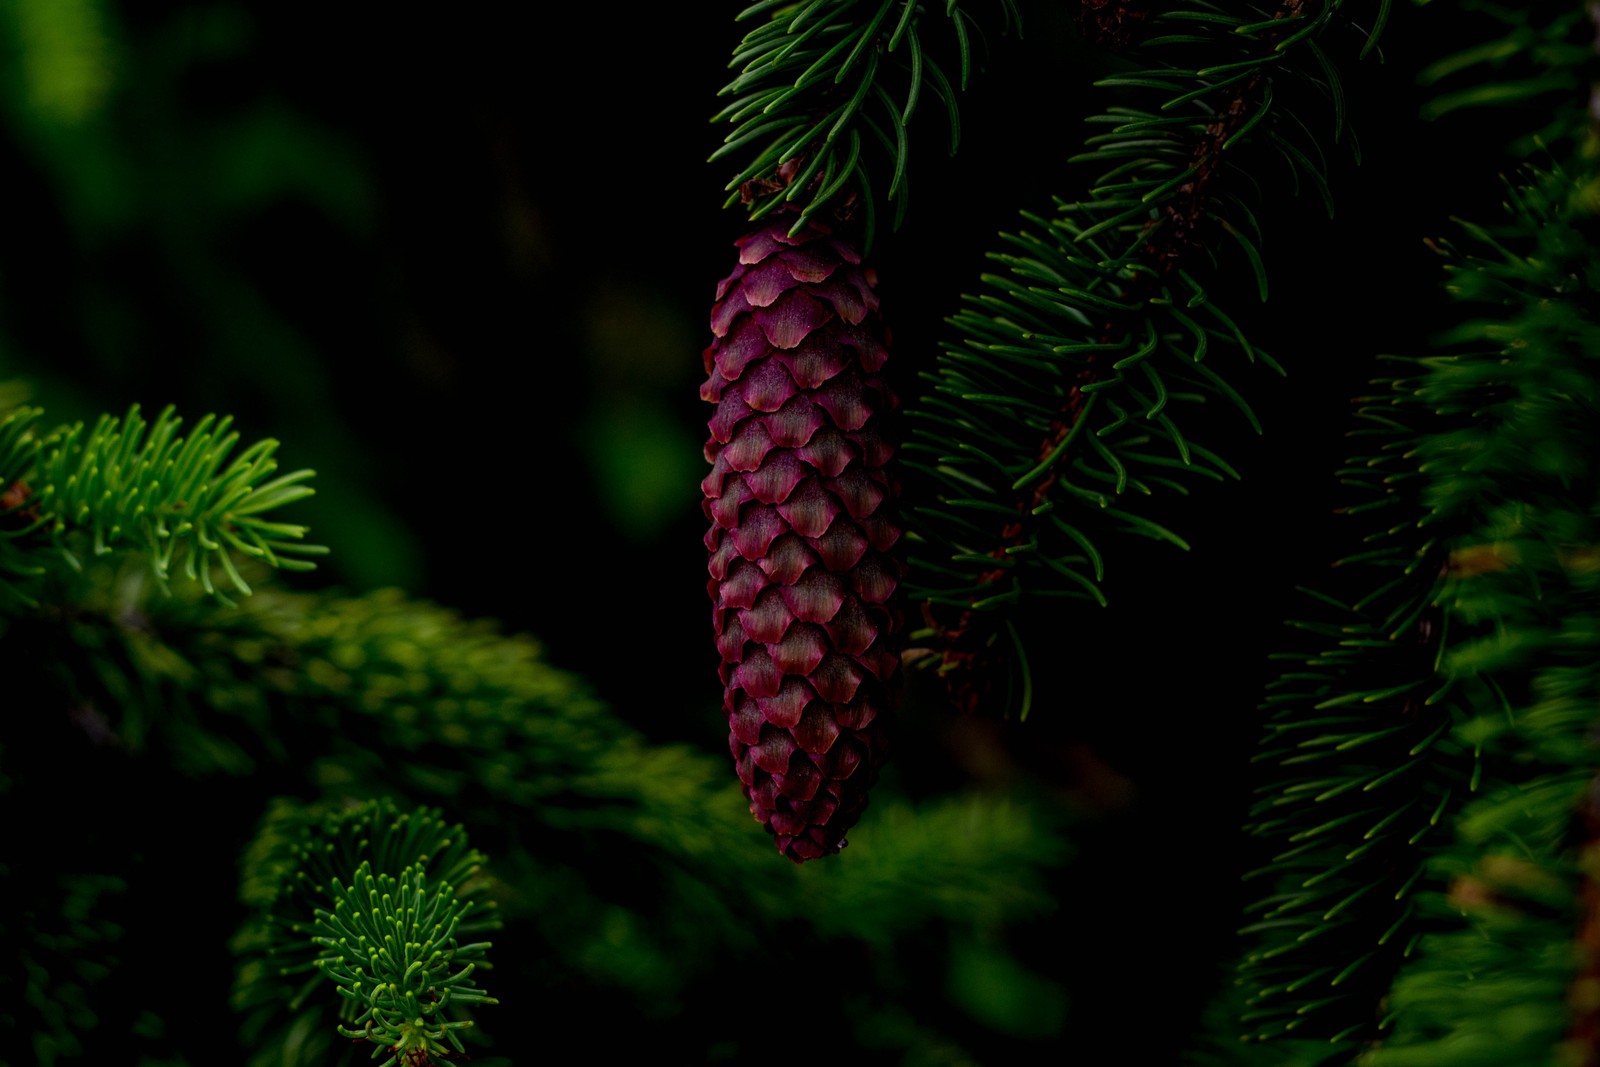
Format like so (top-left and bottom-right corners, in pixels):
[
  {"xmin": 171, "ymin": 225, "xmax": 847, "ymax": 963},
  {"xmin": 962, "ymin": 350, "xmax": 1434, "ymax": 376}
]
[
  {"xmin": 0, "ymin": 560, "xmax": 1070, "ymax": 1062},
  {"xmin": 1354, "ymin": 148, "xmax": 1600, "ymax": 1067},
  {"xmin": 0, "ymin": 0, "xmax": 719, "ymax": 705},
  {"xmin": 1205, "ymin": 4, "xmax": 1600, "ymax": 1062},
  {"xmin": 581, "ymin": 284, "xmax": 703, "ymax": 543},
  {"xmin": 0, "ymin": 0, "xmax": 397, "ymax": 587}
]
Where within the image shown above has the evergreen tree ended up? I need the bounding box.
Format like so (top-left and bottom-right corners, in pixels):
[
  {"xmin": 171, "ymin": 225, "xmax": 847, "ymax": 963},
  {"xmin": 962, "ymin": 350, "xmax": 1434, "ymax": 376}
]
[{"xmin": 2, "ymin": 1, "xmax": 1597, "ymax": 1063}]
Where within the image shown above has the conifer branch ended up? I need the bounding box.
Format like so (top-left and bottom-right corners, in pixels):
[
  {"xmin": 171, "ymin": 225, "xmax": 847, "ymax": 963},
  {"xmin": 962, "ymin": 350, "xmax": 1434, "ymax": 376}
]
[
  {"xmin": 234, "ymin": 799, "xmax": 498, "ymax": 1067},
  {"xmin": 1415, "ymin": 1, "xmax": 1593, "ymax": 146},
  {"xmin": 316, "ymin": 863, "xmax": 495, "ymax": 1066},
  {"xmin": 17, "ymin": 575, "xmax": 1067, "ymax": 1059},
  {"xmin": 903, "ymin": 1, "xmax": 1379, "ymax": 714},
  {"xmin": 1235, "ymin": 5, "xmax": 1600, "ymax": 1047},
  {"xmin": 55, "ymin": 576, "xmax": 1065, "ymax": 933},
  {"xmin": 0, "ymin": 403, "xmax": 323, "ymax": 607},
  {"xmin": 1230, "ymin": 380, "xmax": 1473, "ymax": 1051},
  {"xmin": 714, "ymin": 0, "xmax": 1020, "ymax": 246},
  {"xmin": 9, "ymin": 555, "xmax": 1067, "ymax": 1063},
  {"xmin": 1356, "ymin": 157, "xmax": 1600, "ymax": 1067}
]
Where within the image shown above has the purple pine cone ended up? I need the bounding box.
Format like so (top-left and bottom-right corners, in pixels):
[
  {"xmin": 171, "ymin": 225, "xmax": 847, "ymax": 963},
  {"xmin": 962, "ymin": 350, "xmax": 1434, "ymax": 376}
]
[{"xmin": 702, "ymin": 215, "xmax": 901, "ymax": 863}]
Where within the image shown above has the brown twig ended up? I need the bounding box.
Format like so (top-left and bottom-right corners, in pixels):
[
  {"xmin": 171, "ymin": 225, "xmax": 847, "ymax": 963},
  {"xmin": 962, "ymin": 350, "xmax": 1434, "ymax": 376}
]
[
  {"xmin": 1073, "ymin": 0, "xmax": 1152, "ymax": 51},
  {"xmin": 1567, "ymin": 778, "xmax": 1600, "ymax": 1063}
]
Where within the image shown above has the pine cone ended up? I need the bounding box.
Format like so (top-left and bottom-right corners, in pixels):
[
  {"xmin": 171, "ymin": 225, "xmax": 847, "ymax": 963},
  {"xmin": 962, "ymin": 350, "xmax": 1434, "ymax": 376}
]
[{"xmin": 702, "ymin": 215, "xmax": 901, "ymax": 862}]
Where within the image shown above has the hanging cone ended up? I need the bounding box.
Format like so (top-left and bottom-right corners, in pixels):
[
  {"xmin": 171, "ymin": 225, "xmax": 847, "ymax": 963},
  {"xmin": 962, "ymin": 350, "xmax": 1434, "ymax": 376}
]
[{"xmin": 702, "ymin": 213, "xmax": 901, "ymax": 862}]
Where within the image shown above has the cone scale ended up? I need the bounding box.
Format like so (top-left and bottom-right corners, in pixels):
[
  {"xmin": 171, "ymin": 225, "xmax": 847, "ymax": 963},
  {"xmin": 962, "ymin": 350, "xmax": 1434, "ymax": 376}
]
[{"xmin": 702, "ymin": 215, "xmax": 901, "ymax": 862}]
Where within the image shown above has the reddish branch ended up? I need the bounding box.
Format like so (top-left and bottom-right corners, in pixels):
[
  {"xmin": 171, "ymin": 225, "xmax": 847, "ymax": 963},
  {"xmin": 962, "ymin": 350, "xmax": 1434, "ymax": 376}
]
[
  {"xmin": 925, "ymin": 3, "xmax": 1310, "ymax": 714},
  {"xmin": 1074, "ymin": 0, "xmax": 1151, "ymax": 51},
  {"xmin": 0, "ymin": 478, "xmax": 37, "ymax": 528},
  {"xmin": 1567, "ymin": 781, "xmax": 1600, "ymax": 1064}
]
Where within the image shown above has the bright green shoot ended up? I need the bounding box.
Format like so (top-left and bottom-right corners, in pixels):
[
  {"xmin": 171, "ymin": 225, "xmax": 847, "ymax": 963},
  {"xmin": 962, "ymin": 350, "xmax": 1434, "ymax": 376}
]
[{"xmin": 314, "ymin": 862, "xmax": 496, "ymax": 1067}]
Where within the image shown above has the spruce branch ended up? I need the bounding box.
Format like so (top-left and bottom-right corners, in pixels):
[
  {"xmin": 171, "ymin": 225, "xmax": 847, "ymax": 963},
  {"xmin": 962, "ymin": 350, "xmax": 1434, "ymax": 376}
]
[
  {"xmin": 903, "ymin": 1, "xmax": 1381, "ymax": 714},
  {"xmin": 0, "ymin": 402, "xmax": 323, "ymax": 607},
  {"xmin": 1234, "ymin": 6, "xmax": 1600, "ymax": 1046},
  {"xmin": 1355, "ymin": 151, "xmax": 1600, "ymax": 1064},
  {"xmin": 315, "ymin": 863, "xmax": 496, "ymax": 1067},
  {"xmin": 1230, "ymin": 379, "xmax": 1474, "ymax": 1051},
  {"xmin": 109, "ymin": 583, "xmax": 1064, "ymax": 1056},
  {"xmin": 5, "ymin": 496, "xmax": 1066, "ymax": 1061},
  {"xmin": 1415, "ymin": 0, "xmax": 1594, "ymax": 148},
  {"xmin": 234, "ymin": 798, "xmax": 498, "ymax": 1067},
  {"xmin": 714, "ymin": 0, "xmax": 1020, "ymax": 246}
]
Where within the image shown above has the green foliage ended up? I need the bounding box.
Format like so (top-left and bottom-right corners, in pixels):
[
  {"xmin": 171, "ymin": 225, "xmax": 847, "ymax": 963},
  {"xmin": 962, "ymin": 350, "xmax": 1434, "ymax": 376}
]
[
  {"xmin": 14, "ymin": 2, "xmax": 1600, "ymax": 1065},
  {"xmin": 0, "ymin": 0, "xmax": 414, "ymax": 592},
  {"xmin": 713, "ymin": 0, "xmax": 1019, "ymax": 244},
  {"xmin": 6, "ymin": 568, "xmax": 1067, "ymax": 1060},
  {"xmin": 1227, "ymin": 7, "xmax": 1600, "ymax": 1053},
  {"xmin": 234, "ymin": 800, "xmax": 498, "ymax": 1067},
  {"xmin": 902, "ymin": 2, "xmax": 1381, "ymax": 713},
  {"xmin": 6, "ymin": 871, "xmax": 126, "ymax": 1067},
  {"xmin": 1354, "ymin": 149, "xmax": 1600, "ymax": 1066},
  {"xmin": 0, "ymin": 404, "xmax": 321, "ymax": 608},
  {"xmin": 1415, "ymin": 0, "xmax": 1593, "ymax": 149},
  {"xmin": 316, "ymin": 864, "xmax": 495, "ymax": 1067},
  {"xmin": 1230, "ymin": 378, "xmax": 1474, "ymax": 1051},
  {"xmin": 1362, "ymin": 791, "xmax": 1583, "ymax": 1066}
]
